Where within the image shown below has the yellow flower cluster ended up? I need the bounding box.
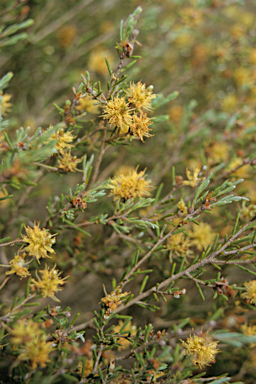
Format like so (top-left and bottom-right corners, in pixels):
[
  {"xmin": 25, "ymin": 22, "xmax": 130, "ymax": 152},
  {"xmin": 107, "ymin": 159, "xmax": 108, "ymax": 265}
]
[
  {"xmin": 101, "ymin": 286, "xmax": 130, "ymax": 319},
  {"xmin": 102, "ymin": 81, "xmax": 155, "ymax": 141},
  {"xmin": 58, "ymin": 150, "xmax": 82, "ymax": 172},
  {"xmin": 181, "ymin": 334, "xmax": 219, "ymax": 368},
  {"xmin": 242, "ymin": 280, "xmax": 256, "ymax": 305},
  {"xmin": 50, "ymin": 127, "xmax": 75, "ymax": 154},
  {"xmin": 107, "ymin": 168, "xmax": 152, "ymax": 201},
  {"xmin": 183, "ymin": 167, "xmax": 202, "ymax": 188},
  {"xmin": 112, "ymin": 320, "xmax": 137, "ymax": 351},
  {"xmin": 0, "ymin": 93, "xmax": 12, "ymax": 116},
  {"xmin": 6, "ymin": 253, "xmax": 30, "ymax": 279},
  {"xmin": 188, "ymin": 222, "xmax": 216, "ymax": 252},
  {"xmin": 30, "ymin": 264, "xmax": 67, "ymax": 301},
  {"xmin": 11, "ymin": 319, "xmax": 52, "ymax": 369},
  {"xmin": 22, "ymin": 222, "xmax": 57, "ymax": 263},
  {"xmin": 167, "ymin": 233, "xmax": 192, "ymax": 260}
]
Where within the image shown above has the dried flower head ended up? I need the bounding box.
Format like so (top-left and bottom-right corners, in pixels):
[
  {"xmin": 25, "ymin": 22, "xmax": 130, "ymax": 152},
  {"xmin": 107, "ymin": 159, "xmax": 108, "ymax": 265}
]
[
  {"xmin": 50, "ymin": 127, "xmax": 75, "ymax": 154},
  {"xmin": 130, "ymin": 112, "xmax": 153, "ymax": 141},
  {"xmin": 58, "ymin": 150, "xmax": 82, "ymax": 172},
  {"xmin": 30, "ymin": 264, "xmax": 67, "ymax": 301},
  {"xmin": 112, "ymin": 320, "xmax": 137, "ymax": 350},
  {"xmin": 22, "ymin": 222, "xmax": 56, "ymax": 263},
  {"xmin": 101, "ymin": 286, "xmax": 130, "ymax": 319},
  {"xmin": 107, "ymin": 168, "xmax": 152, "ymax": 201},
  {"xmin": 126, "ymin": 81, "xmax": 156, "ymax": 111},
  {"xmin": 6, "ymin": 253, "xmax": 30, "ymax": 279},
  {"xmin": 242, "ymin": 280, "xmax": 256, "ymax": 305},
  {"xmin": 181, "ymin": 334, "xmax": 219, "ymax": 368},
  {"xmin": 102, "ymin": 97, "xmax": 133, "ymax": 134},
  {"xmin": 0, "ymin": 93, "xmax": 12, "ymax": 116},
  {"xmin": 188, "ymin": 222, "xmax": 216, "ymax": 252},
  {"xmin": 183, "ymin": 167, "xmax": 202, "ymax": 188}
]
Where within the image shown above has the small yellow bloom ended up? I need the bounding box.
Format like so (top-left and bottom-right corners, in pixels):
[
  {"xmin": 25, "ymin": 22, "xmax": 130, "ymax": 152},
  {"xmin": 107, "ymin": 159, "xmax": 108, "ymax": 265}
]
[
  {"xmin": 107, "ymin": 168, "xmax": 152, "ymax": 201},
  {"xmin": 188, "ymin": 222, "xmax": 216, "ymax": 252},
  {"xmin": 58, "ymin": 150, "xmax": 82, "ymax": 172},
  {"xmin": 57, "ymin": 25, "xmax": 77, "ymax": 48},
  {"xmin": 222, "ymin": 94, "xmax": 238, "ymax": 113},
  {"xmin": 181, "ymin": 334, "xmax": 219, "ymax": 369},
  {"xmin": 239, "ymin": 201, "xmax": 256, "ymax": 221},
  {"xmin": 22, "ymin": 222, "xmax": 56, "ymax": 263},
  {"xmin": 242, "ymin": 280, "xmax": 256, "ymax": 305},
  {"xmin": 88, "ymin": 47, "xmax": 114, "ymax": 75},
  {"xmin": 19, "ymin": 334, "xmax": 52, "ymax": 369},
  {"xmin": 102, "ymin": 97, "xmax": 133, "ymax": 134},
  {"xmin": 6, "ymin": 253, "xmax": 30, "ymax": 279},
  {"xmin": 167, "ymin": 233, "xmax": 192, "ymax": 259},
  {"xmin": 11, "ymin": 319, "xmax": 40, "ymax": 345},
  {"xmin": 30, "ymin": 264, "xmax": 67, "ymax": 301},
  {"xmin": 112, "ymin": 320, "xmax": 137, "ymax": 350},
  {"xmin": 75, "ymin": 94, "xmax": 99, "ymax": 114},
  {"xmin": 177, "ymin": 198, "xmax": 187, "ymax": 215},
  {"xmin": 227, "ymin": 157, "xmax": 250, "ymax": 178},
  {"xmin": 50, "ymin": 127, "xmax": 75, "ymax": 154},
  {"xmin": 241, "ymin": 323, "xmax": 256, "ymax": 336},
  {"xmin": 77, "ymin": 359, "xmax": 94, "ymax": 378},
  {"xmin": 101, "ymin": 286, "xmax": 130, "ymax": 319},
  {"xmin": 183, "ymin": 168, "xmax": 202, "ymax": 188},
  {"xmin": 126, "ymin": 81, "xmax": 156, "ymax": 111},
  {"xmin": 130, "ymin": 112, "xmax": 153, "ymax": 141},
  {"xmin": 206, "ymin": 142, "xmax": 230, "ymax": 164},
  {"xmin": 0, "ymin": 93, "xmax": 12, "ymax": 116}
]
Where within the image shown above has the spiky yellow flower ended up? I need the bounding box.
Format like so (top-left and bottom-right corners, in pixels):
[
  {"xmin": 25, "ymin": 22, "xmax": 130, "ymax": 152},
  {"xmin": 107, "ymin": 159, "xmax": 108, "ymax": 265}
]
[
  {"xmin": 183, "ymin": 168, "xmax": 202, "ymax": 187},
  {"xmin": 206, "ymin": 142, "xmax": 230, "ymax": 164},
  {"xmin": 102, "ymin": 97, "xmax": 133, "ymax": 134},
  {"xmin": 239, "ymin": 201, "xmax": 256, "ymax": 221},
  {"xmin": 241, "ymin": 323, "xmax": 256, "ymax": 336},
  {"xmin": 107, "ymin": 168, "xmax": 152, "ymax": 201},
  {"xmin": 130, "ymin": 112, "xmax": 153, "ymax": 141},
  {"xmin": 187, "ymin": 222, "xmax": 216, "ymax": 252},
  {"xmin": 30, "ymin": 264, "xmax": 67, "ymax": 301},
  {"xmin": 6, "ymin": 253, "xmax": 30, "ymax": 279},
  {"xmin": 167, "ymin": 233, "xmax": 193, "ymax": 259},
  {"xmin": 75, "ymin": 94, "xmax": 99, "ymax": 114},
  {"xmin": 11, "ymin": 319, "xmax": 40, "ymax": 345},
  {"xmin": 0, "ymin": 93, "xmax": 12, "ymax": 116},
  {"xmin": 242, "ymin": 280, "xmax": 256, "ymax": 305},
  {"xmin": 177, "ymin": 198, "xmax": 187, "ymax": 215},
  {"xmin": 50, "ymin": 127, "xmax": 75, "ymax": 154},
  {"xmin": 126, "ymin": 81, "xmax": 156, "ymax": 111},
  {"xmin": 58, "ymin": 150, "xmax": 82, "ymax": 172},
  {"xmin": 18, "ymin": 335, "xmax": 52, "ymax": 369},
  {"xmin": 101, "ymin": 286, "xmax": 130, "ymax": 319},
  {"xmin": 112, "ymin": 320, "xmax": 137, "ymax": 350},
  {"xmin": 181, "ymin": 334, "xmax": 219, "ymax": 368},
  {"xmin": 22, "ymin": 223, "xmax": 56, "ymax": 263}
]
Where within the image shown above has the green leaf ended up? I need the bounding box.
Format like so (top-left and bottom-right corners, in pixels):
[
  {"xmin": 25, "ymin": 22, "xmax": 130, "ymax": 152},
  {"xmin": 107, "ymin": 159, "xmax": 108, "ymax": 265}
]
[{"xmin": 0, "ymin": 72, "xmax": 13, "ymax": 90}]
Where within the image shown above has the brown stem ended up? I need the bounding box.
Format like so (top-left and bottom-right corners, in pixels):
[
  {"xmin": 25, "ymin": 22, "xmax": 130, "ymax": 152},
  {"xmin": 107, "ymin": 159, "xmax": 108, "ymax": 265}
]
[
  {"xmin": 0, "ymin": 239, "xmax": 23, "ymax": 248},
  {"xmin": 88, "ymin": 122, "xmax": 107, "ymax": 189},
  {"xmin": 92, "ymin": 343, "xmax": 104, "ymax": 374}
]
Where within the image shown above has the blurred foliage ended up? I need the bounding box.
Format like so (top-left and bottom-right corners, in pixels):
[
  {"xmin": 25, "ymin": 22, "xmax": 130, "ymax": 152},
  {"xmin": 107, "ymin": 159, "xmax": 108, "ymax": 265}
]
[{"xmin": 1, "ymin": 0, "xmax": 256, "ymax": 383}]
